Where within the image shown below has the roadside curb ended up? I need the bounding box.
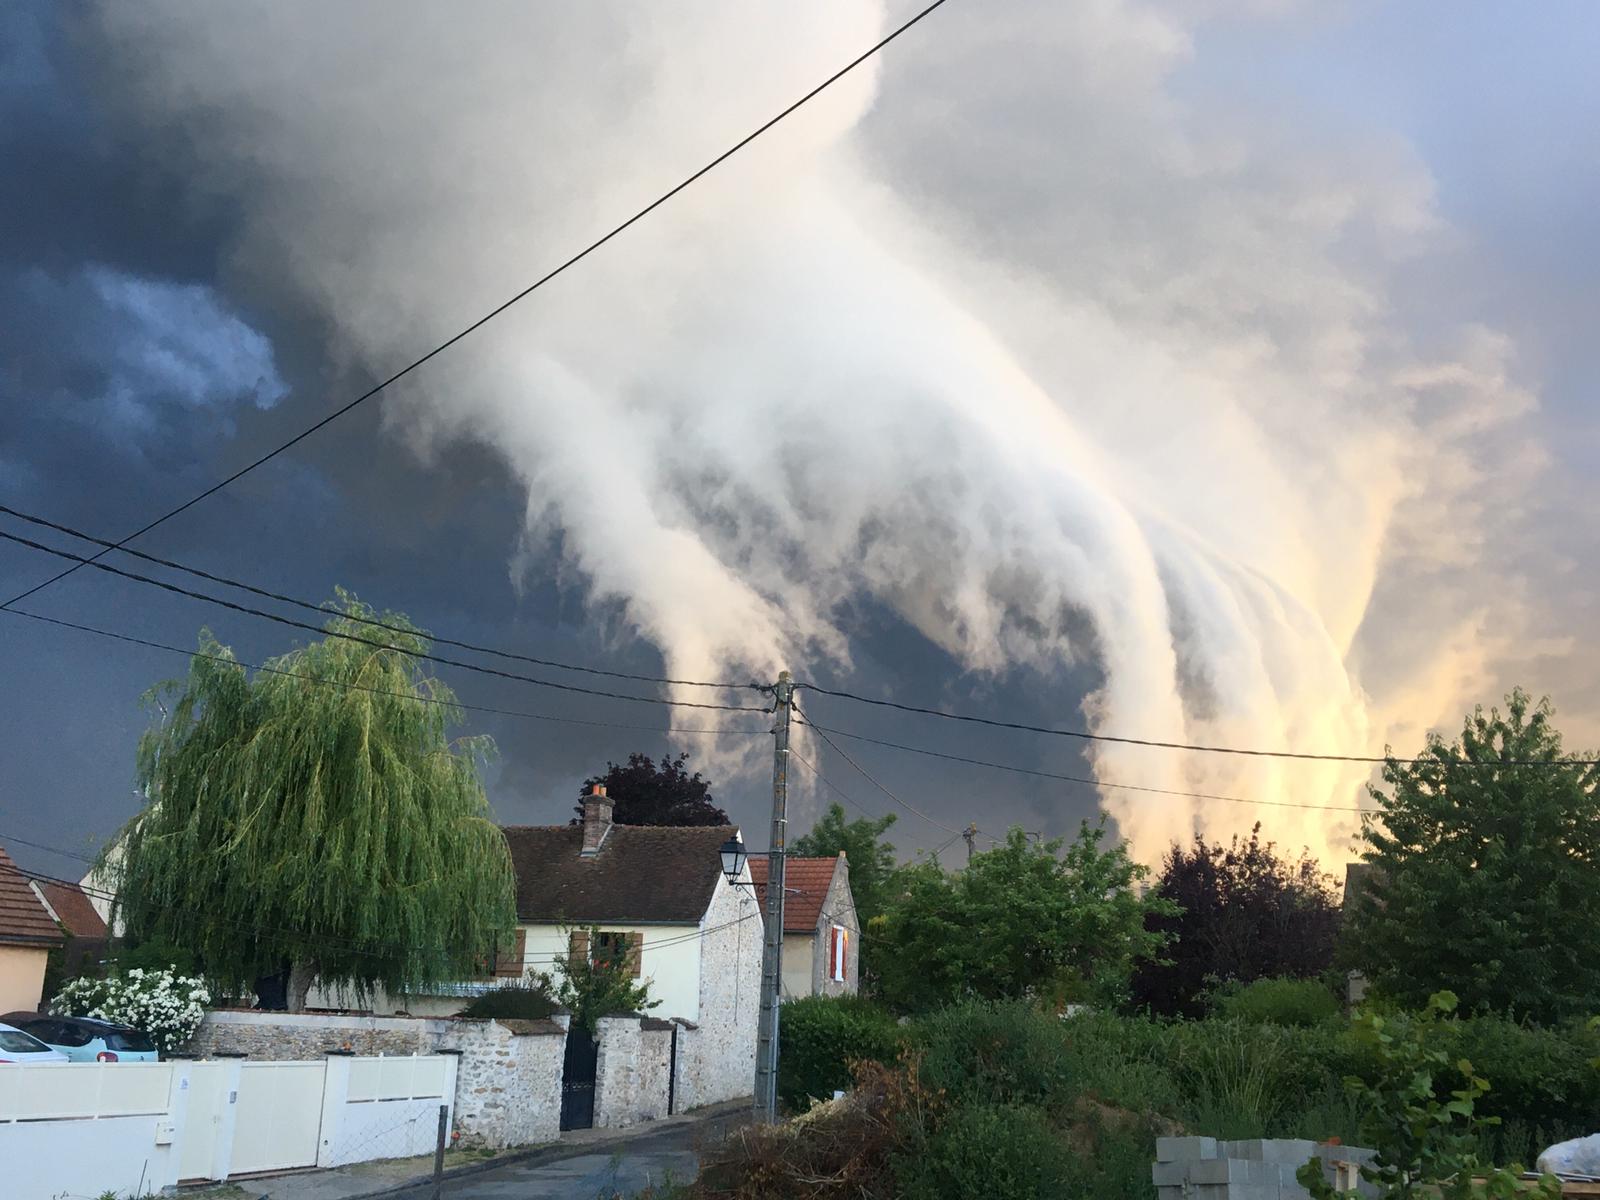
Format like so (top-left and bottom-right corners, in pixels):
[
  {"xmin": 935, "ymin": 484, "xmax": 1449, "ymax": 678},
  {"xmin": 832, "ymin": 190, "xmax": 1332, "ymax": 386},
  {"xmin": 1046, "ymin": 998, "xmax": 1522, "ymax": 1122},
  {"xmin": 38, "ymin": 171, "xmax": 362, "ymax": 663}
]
[{"xmin": 306, "ymin": 1100, "xmax": 751, "ymax": 1200}]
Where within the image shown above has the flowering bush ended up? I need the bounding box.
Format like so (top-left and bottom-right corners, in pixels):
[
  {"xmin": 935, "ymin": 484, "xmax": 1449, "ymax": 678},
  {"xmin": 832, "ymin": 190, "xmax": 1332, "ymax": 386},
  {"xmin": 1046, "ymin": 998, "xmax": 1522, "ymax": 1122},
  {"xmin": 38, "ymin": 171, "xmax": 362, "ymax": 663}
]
[{"xmin": 52, "ymin": 967, "xmax": 210, "ymax": 1055}]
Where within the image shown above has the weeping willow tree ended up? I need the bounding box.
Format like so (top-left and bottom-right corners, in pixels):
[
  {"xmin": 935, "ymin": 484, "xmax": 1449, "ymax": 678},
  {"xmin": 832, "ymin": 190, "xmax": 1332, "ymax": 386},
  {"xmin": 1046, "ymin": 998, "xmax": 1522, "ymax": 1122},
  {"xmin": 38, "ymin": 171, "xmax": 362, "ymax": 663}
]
[{"xmin": 109, "ymin": 592, "xmax": 517, "ymax": 1011}]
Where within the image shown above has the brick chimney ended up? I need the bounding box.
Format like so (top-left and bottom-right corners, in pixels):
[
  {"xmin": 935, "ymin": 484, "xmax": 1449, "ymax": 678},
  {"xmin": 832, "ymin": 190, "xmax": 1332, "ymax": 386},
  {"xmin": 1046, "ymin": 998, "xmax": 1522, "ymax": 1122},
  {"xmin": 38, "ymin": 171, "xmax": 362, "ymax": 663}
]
[{"xmin": 580, "ymin": 784, "xmax": 613, "ymax": 856}]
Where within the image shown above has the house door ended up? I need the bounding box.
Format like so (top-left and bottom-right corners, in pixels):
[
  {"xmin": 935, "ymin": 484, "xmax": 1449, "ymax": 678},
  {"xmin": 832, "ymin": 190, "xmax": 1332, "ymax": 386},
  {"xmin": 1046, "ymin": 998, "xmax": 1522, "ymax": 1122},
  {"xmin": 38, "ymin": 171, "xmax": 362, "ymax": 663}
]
[{"xmin": 559, "ymin": 1032, "xmax": 598, "ymax": 1131}]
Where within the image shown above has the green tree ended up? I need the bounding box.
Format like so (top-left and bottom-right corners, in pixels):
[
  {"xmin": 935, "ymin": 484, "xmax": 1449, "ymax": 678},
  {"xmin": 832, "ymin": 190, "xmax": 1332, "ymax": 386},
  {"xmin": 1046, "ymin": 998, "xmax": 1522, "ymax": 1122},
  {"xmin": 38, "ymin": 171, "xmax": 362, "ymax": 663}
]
[
  {"xmin": 111, "ymin": 593, "xmax": 517, "ymax": 1011},
  {"xmin": 872, "ymin": 824, "xmax": 1174, "ymax": 1013},
  {"xmin": 790, "ymin": 802, "xmax": 898, "ymax": 923},
  {"xmin": 553, "ymin": 928, "xmax": 660, "ymax": 1034},
  {"xmin": 574, "ymin": 751, "xmax": 728, "ymax": 826},
  {"xmin": 1348, "ymin": 690, "xmax": 1600, "ymax": 1023}
]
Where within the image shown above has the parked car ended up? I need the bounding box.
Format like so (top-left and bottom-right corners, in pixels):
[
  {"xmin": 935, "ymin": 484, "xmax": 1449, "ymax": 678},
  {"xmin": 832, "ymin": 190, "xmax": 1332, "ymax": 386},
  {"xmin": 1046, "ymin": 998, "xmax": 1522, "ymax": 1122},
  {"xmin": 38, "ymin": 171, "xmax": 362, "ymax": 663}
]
[
  {"xmin": 0, "ymin": 1022, "xmax": 68, "ymax": 1064},
  {"xmin": 0, "ymin": 1013, "xmax": 158, "ymax": 1062}
]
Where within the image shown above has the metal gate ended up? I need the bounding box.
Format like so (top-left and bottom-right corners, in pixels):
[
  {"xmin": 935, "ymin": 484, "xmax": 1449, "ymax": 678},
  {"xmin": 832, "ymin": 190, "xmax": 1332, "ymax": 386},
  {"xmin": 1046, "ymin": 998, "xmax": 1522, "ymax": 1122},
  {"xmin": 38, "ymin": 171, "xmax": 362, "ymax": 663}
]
[
  {"xmin": 559, "ymin": 1033, "xmax": 598, "ymax": 1131},
  {"xmin": 229, "ymin": 1060, "xmax": 327, "ymax": 1174}
]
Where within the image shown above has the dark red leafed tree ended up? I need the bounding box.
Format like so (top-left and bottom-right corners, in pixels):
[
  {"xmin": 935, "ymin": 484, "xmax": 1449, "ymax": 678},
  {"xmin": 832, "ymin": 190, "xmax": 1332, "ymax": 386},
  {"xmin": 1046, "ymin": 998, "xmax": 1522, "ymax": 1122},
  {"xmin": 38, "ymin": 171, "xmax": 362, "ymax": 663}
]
[{"xmin": 572, "ymin": 751, "xmax": 729, "ymax": 826}]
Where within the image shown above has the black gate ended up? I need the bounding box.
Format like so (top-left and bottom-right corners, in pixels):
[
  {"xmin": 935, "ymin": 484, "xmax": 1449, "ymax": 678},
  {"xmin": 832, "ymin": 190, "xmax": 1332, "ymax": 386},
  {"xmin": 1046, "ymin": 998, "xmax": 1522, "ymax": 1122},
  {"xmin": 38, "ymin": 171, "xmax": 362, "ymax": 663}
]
[{"xmin": 560, "ymin": 1032, "xmax": 598, "ymax": 1131}]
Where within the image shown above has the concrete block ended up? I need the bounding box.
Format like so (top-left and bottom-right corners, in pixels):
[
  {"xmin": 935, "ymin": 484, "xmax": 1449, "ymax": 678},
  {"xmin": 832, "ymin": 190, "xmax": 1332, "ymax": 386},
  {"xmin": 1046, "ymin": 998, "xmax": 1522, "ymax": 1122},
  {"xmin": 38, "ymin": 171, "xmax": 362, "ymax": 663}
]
[
  {"xmin": 1152, "ymin": 1161, "xmax": 1191, "ymax": 1186},
  {"xmin": 1156, "ymin": 1185, "xmax": 1188, "ymax": 1200},
  {"xmin": 1189, "ymin": 1158, "xmax": 1264, "ymax": 1185},
  {"xmin": 1157, "ymin": 1135, "xmax": 1219, "ymax": 1162},
  {"xmin": 1256, "ymin": 1140, "xmax": 1320, "ymax": 1164}
]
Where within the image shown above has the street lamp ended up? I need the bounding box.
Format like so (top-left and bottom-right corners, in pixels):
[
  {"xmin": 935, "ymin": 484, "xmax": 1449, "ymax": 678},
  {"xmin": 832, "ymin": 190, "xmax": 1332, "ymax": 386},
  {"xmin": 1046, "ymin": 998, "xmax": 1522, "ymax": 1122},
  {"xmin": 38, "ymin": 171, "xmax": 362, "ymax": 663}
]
[{"xmin": 719, "ymin": 834, "xmax": 749, "ymax": 883}]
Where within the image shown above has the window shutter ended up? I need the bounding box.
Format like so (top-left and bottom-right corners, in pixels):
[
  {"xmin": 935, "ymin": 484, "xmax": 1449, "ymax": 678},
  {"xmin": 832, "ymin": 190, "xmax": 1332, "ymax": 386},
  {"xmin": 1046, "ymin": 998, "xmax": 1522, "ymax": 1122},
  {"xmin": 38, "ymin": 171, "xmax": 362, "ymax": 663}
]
[
  {"xmin": 497, "ymin": 928, "xmax": 526, "ymax": 977},
  {"xmin": 828, "ymin": 926, "xmax": 838, "ymax": 981},
  {"xmin": 570, "ymin": 928, "xmax": 590, "ymax": 967},
  {"xmin": 840, "ymin": 928, "xmax": 850, "ymax": 982},
  {"xmin": 627, "ymin": 932, "xmax": 643, "ymax": 977}
]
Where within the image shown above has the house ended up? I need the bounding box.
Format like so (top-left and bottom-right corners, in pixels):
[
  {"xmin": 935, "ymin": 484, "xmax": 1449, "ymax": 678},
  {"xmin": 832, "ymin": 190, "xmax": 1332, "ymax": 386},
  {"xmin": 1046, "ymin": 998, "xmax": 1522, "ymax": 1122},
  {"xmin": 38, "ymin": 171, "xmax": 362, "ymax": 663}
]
[
  {"xmin": 0, "ymin": 843, "xmax": 64, "ymax": 1013},
  {"xmin": 28, "ymin": 876, "xmax": 110, "ymax": 981},
  {"xmin": 495, "ymin": 785, "xmax": 764, "ymax": 1104},
  {"xmin": 748, "ymin": 853, "xmax": 859, "ymax": 999}
]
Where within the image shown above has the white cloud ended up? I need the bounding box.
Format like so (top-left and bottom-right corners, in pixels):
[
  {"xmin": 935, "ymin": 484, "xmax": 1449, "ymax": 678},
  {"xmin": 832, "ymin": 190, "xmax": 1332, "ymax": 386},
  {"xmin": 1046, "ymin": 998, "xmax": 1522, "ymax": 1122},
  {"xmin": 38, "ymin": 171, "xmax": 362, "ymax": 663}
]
[{"xmin": 85, "ymin": 0, "xmax": 1581, "ymax": 863}]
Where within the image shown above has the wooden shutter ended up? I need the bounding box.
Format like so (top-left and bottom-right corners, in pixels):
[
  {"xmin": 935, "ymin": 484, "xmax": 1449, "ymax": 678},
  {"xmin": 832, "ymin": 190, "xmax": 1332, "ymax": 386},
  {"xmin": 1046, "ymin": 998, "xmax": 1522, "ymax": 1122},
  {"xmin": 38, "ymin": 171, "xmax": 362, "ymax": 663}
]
[
  {"xmin": 828, "ymin": 926, "xmax": 839, "ymax": 982},
  {"xmin": 626, "ymin": 932, "xmax": 643, "ymax": 977},
  {"xmin": 496, "ymin": 928, "xmax": 526, "ymax": 978},
  {"xmin": 570, "ymin": 928, "xmax": 590, "ymax": 967}
]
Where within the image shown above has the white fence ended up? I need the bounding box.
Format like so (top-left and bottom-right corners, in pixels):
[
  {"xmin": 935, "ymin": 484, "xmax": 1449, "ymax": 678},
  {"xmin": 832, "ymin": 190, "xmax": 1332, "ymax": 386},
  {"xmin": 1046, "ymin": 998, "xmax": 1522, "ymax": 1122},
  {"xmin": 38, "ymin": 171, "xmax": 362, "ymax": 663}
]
[{"xmin": 0, "ymin": 1053, "xmax": 457, "ymax": 1200}]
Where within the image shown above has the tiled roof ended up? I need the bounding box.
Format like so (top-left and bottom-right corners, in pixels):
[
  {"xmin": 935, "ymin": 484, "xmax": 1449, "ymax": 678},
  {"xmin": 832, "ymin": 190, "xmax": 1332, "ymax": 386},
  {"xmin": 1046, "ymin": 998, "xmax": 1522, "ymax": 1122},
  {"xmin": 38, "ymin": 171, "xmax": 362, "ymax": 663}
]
[
  {"xmin": 0, "ymin": 845, "xmax": 64, "ymax": 947},
  {"xmin": 31, "ymin": 879, "xmax": 108, "ymax": 940},
  {"xmin": 502, "ymin": 824, "xmax": 734, "ymax": 924},
  {"xmin": 748, "ymin": 856, "xmax": 841, "ymax": 933}
]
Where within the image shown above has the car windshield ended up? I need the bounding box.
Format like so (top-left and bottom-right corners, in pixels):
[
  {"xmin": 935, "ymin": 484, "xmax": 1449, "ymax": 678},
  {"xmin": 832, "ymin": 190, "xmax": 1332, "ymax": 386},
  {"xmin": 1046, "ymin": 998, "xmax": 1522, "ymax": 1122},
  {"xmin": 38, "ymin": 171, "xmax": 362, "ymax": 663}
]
[
  {"xmin": 0, "ymin": 1030, "xmax": 48, "ymax": 1053},
  {"xmin": 107, "ymin": 1030, "xmax": 155, "ymax": 1052}
]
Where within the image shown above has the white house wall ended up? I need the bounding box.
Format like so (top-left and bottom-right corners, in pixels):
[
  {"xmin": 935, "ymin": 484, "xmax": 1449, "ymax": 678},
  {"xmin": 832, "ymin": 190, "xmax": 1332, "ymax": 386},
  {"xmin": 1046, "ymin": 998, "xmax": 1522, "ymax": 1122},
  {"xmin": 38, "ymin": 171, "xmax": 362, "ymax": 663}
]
[
  {"xmin": 683, "ymin": 871, "xmax": 762, "ymax": 1107},
  {"xmin": 516, "ymin": 922, "xmax": 703, "ymax": 1022}
]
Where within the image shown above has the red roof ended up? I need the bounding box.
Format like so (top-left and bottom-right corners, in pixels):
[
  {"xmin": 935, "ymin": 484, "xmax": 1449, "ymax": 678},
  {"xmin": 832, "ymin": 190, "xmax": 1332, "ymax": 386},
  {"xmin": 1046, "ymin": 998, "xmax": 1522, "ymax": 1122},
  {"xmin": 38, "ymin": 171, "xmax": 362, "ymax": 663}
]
[
  {"xmin": 748, "ymin": 856, "xmax": 841, "ymax": 933},
  {"xmin": 31, "ymin": 879, "xmax": 108, "ymax": 940},
  {"xmin": 0, "ymin": 845, "xmax": 63, "ymax": 947}
]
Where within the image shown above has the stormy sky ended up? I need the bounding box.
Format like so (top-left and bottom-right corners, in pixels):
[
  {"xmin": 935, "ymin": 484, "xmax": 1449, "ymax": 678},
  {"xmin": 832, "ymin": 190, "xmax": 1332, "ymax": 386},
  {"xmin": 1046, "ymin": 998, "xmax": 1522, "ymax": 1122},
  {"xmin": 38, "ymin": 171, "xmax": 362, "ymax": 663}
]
[{"xmin": 3, "ymin": 1, "xmax": 1597, "ymax": 883}]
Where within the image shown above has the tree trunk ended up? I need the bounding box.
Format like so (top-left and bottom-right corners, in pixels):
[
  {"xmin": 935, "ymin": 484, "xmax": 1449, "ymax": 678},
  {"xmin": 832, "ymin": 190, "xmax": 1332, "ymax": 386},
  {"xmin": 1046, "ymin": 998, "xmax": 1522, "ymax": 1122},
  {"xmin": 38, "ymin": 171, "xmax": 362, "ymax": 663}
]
[{"xmin": 287, "ymin": 959, "xmax": 319, "ymax": 1014}]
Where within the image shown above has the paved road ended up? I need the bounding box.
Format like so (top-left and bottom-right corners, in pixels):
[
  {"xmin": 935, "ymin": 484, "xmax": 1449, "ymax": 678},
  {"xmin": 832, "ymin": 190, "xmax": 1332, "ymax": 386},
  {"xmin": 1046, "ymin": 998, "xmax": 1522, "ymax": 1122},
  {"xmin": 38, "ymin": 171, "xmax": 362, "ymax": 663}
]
[{"xmin": 385, "ymin": 1118, "xmax": 736, "ymax": 1200}]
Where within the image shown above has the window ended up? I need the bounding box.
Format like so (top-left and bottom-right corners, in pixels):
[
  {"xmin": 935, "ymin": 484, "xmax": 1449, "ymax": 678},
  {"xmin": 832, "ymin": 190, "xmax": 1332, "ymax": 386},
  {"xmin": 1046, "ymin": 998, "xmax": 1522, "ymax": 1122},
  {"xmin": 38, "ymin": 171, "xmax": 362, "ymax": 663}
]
[
  {"xmin": 53, "ymin": 1021, "xmax": 95, "ymax": 1048},
  {"xmin": 0, "ymin": 1030, "xmax": 48, "ymax": 1054},
  {"xmin": 828, "ymin": 924, "xmax": 849, "ymax": 983},
  {"xmin": 587, "ymin": 931, "xmax": 643, "ymax": 977},
  {"xmin": 107, "ymin": 1030, "xmax": 155, "ymax": 1052}
]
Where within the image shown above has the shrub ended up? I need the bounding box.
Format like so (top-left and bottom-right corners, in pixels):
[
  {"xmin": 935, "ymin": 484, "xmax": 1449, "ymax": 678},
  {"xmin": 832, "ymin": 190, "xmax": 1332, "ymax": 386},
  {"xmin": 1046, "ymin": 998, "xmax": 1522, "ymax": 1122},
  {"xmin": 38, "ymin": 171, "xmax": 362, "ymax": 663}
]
[
  {"xmin": 1214, "ymin": 977, "xmax": 1342, "ymax": 1027},
  {"xmin": 778, "ymin": 995, "xmax": 903, "ymax": 1111},
  {"xmin": 52, "ymin": 967, "xmax": 210, "ymax": 1054},
  {"xmin": 461, "ymin": 979, "xmax": 559, "ymax": 1020},
  {"xmin": 914, "ymin": 1000, "xmax": 1079, "ymax": 1111},
  {"xmin": 895, "ymin": 1102, "xmax": 1072, "ymax": 1200}
]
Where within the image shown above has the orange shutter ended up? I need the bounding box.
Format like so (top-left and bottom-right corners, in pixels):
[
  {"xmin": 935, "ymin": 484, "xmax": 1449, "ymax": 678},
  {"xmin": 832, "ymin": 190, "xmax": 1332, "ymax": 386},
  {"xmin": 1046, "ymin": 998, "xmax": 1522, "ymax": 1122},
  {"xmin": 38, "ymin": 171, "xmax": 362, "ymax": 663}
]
[
  {"xmin": 496, "ymin": 929, "xmax": 526, "ymax": 978},
  {"xmin": 570, "ymin": 928, "xmax": 590, "ymax": 968},
  {"xmin": 626, "ymin": 932, "xmax": 643, "ymax": 978}
]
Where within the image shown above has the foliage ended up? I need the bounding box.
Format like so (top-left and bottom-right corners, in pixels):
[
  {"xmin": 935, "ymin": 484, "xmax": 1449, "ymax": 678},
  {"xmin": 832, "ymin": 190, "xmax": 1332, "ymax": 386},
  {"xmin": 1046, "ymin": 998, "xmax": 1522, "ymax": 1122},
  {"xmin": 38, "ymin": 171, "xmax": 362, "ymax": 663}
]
[
  {"xmin": 112, "ymin": 593, "xmax": 518, "ymax": 1011},
  {"xmin": 790, "ymin": 803, "xmax": 897, "ymax": 923},
  {"xmin": 460, "ymin": 979, "xmax": 560, "ymax": 1021},
  {"xmin": 895, "ymin": 1102, "xmax": 1072, "ymax": 1200},
  {"xmin": 1348, "ymin": 690, "xmax": 1600, "ymax": 1024},
  {"xmin": 778, "ymin": 995, "xmax": 904, "ymax": 1111},
  {"xmin": 1213, "ymin": 977, "xmax": 1342, "ymax": 1027},
  {"xmin": 52, "ymin": 966, "xmax": 210, "ymax": 1054},
  {"xmin": 576, "ymin": 751, "xmax": 728, "ymax": 826},
  {"xmin": 112, "ymin": 934, "xmax": 199, "ymax": 978},
  {"xmin": 1297, "ymin": 992, "xmax": 1560, "ymax": 1200},
  {"xmin": 1132, "ymin": 825, "xmax": 1341, "ymax": 1018},
  {"xmin": 872, "ymin": 824, "xmax": 1174, "ymax": 1013},
  {"xmin": 555, "ymin": 928, "xmax": 659, "ymax": 1034}
]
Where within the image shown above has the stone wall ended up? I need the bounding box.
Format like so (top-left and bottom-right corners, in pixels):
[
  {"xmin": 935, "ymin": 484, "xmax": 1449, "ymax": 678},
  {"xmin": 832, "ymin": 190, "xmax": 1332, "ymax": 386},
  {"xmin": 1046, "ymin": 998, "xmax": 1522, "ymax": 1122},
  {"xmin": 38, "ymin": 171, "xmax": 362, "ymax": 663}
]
[
  {"xmin": 1154, "ymin": 1137, "xmax": 1379, "ymax": 1200},
  {"xmin": 684, "ymin": 873, "xmax": 761, "ymax": 1108},
  {"xmin": 185, "ymin": 1009, "xmax": 441, "ymax": 1059},
  {"xmin": 636, "ymin": 1020, "xmax": 674, "ymax": 1122},
  {"xmin": 436, "ymin": 1015, "xmax": 567, "ymax": 1149},
  {"xmin": 594, "ymin": 1015, "xmax": 642, "ymax": 1129},
  {"xmin": 184, "ymin": 1010, "xmax": 568, "ymax": 1150}
]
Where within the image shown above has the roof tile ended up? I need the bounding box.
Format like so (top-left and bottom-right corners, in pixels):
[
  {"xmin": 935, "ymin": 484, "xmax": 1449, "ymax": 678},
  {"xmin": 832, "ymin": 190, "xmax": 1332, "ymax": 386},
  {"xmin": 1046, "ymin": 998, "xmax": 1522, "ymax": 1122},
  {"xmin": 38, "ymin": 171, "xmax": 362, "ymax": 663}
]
[
  {"xmin": 748, "ymin": 856, "xmax": 841, "ymax": 933},
  {"xmin": 503, "ymin": 824, "xmax": 734, "ymax": 924},
  {"xmin": 0, "ymin": 844, "xmax": 64, "ymax": 946}
]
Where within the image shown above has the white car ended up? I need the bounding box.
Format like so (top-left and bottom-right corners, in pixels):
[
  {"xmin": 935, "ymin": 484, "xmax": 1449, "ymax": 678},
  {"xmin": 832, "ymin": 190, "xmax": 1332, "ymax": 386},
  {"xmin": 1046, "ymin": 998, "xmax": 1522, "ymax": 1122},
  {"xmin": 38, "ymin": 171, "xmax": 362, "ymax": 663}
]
[{"xmin": 0, "ymin": 1022, "xmax": 68, "ymax": 1064}]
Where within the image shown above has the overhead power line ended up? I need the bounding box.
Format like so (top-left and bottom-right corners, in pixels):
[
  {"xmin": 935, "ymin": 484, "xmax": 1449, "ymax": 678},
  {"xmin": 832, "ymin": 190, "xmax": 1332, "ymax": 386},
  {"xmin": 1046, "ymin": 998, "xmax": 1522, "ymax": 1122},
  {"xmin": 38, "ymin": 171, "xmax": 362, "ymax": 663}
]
[
  {"xmin": 798, "ymin": 683, "xmax": 1600, "ymax": 768},
  {"xmin": 795, "ymin": 715, "xmax": 1370, "ymax": 815},
  {"xmin": 0, "ymin": 502, "xmax": 755, "ymax": 692},
  {"xmin": 0, "ymin": 530, "xmax": 769, "ymax": 713},
  {"xmin": 0, "ymin": 606, "xmax": 769, "ymax": 738},
  {"xmin": 0, "ymin": 0, "xmax": 953, "ymax": 613},
  {"xmin": 792, "ymin": 700, "xmax": 969, "ymax": 837}
]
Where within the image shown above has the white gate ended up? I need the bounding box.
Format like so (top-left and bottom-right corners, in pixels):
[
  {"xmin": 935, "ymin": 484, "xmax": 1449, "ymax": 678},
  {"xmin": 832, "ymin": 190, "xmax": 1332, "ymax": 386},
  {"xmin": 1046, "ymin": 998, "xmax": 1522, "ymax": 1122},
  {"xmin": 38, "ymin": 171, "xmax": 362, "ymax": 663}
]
[
  {"xmin": 176, "ymin": 1061, "xmax": 232, "ymax": 1182},
  {"xmin": 229, "ymin": 1060, "xmax": 327, "ymax": 1174}
]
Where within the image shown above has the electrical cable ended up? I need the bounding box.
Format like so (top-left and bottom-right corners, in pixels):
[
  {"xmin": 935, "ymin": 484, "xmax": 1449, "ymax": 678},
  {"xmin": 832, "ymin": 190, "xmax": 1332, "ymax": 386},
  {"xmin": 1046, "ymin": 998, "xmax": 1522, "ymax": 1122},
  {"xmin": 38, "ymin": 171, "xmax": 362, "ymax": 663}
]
[
  {"xmin": 797, "ymin": 682, "xmax": 1600, "ymax": 768},
  {"xmin": 0, "ymin": 502, "xmax": 756, "ymax": 692},
  {"xmin": 0, "ymin": 531, "xmax": 769, "ymax": 713},
  {"xmin": 0, "ymin": 606, "xmax": 770, "ymax": 738},
  {"xmin": 791, "ymin": 699, "xmax": 968, "ymax": 836},
  {"xmin": 0, "ymin": 0, "xmax": 954, "ymax": 613},
  {"xmin": 794, "ymin": 714, "xmax": 1371, "ymax": 815}
]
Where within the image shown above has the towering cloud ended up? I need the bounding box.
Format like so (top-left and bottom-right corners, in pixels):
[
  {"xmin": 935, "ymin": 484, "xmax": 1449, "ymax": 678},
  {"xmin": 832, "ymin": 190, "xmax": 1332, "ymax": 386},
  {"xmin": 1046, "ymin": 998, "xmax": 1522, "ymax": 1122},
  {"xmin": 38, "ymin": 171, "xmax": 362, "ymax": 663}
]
[{"xmin": 84, "ymin": 0, "xmax": 1559, "ymax": 862}]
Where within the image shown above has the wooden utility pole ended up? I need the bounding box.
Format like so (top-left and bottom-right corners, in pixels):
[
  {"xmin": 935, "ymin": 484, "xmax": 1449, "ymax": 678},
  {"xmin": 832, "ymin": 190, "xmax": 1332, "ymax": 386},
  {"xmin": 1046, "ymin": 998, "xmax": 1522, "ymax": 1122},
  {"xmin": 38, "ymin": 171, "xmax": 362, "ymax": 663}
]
[
  {"xmin": 963, "ymin": 822, "xmax": 978, "ymax": 865},
  {"xmin": 753, "ymin": 670, "xmax": 794, "ymax": 1121}
]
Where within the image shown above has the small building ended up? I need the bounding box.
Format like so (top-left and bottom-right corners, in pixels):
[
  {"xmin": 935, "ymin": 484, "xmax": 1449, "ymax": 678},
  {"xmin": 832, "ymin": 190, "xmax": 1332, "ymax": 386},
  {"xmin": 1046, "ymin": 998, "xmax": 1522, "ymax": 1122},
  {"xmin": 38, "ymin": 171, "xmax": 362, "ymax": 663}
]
[
  {"xmin": 749, "ymin": 853, "xmax": 859, "ymax": 999},
  {"xmin": 0, "ymin": 843, "xmax": 64, "ymax": 1013},
  {"xmin": 28, "ymin": 876, "xmax": 110, "ymax": 981}
]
